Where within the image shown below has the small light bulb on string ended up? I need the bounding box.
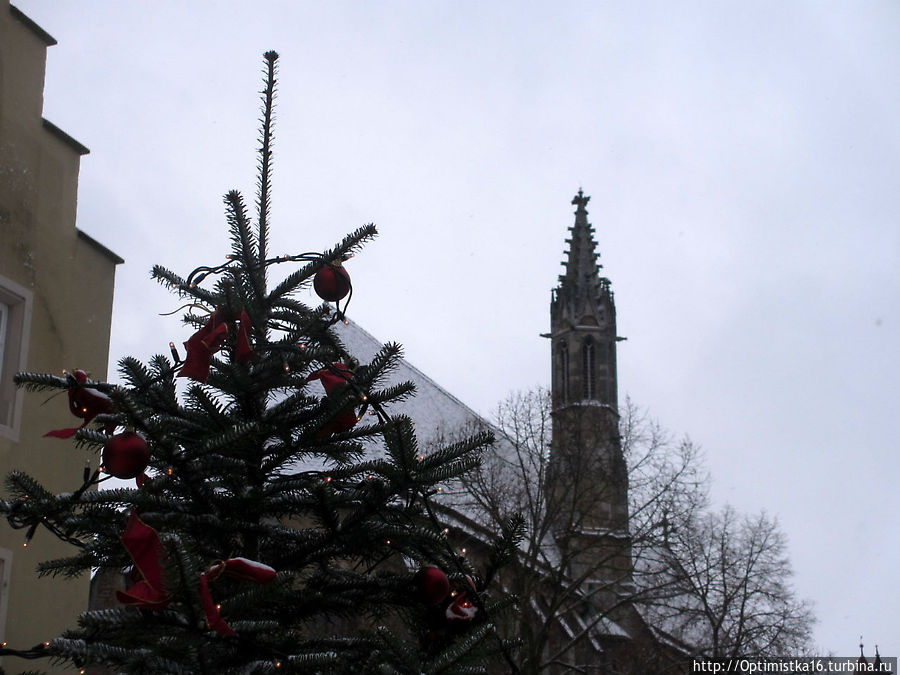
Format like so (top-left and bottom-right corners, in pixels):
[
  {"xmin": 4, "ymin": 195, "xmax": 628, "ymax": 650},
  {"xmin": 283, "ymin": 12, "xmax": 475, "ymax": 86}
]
[
  {"xmin": 283, "ymin": 362, "xmax": 291, "ymax": 372},
  {"xmin": 325, "ymin": 476, "xmax": 332, "ymax": 483},
  {"xmin": 169, "ymin": 342, "xmax": 180, "ymax": 362},
  {"xmin": 43, "ymin": 642, "xmax": 50, "ymax": 647},
  {"xmin": 216, "ymin": 604, "xmax": 221, "ymax": 611},
  {"xmin": 385, "ymin": 539, "xmax": 391, "ymax": 545},
  {"xmin": 24, "ymin": 523, "xmax": 37, "ymax": 547},
  {"xmin": 442, "ymin": 528, "xmax": 450, "ymax": 536},
  {"xmin": 167, "ymin": 467, "xmax": 174, "ymax": 476},
  {"xmin": 461, "ymin": 548, "xmax": 467, "ymax": 556},
  {"xmin": 418, "ymin": 455, "xmax": 425, "ymax": 462},
  {"xmin": 275, "ymin": 662, "xmax": 282, "ymax": 669}
]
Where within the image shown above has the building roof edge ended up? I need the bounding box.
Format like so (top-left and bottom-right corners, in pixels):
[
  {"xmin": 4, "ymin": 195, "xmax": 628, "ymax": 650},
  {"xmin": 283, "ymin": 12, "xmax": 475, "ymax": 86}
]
[
  {"xmin": 42, "ymin": 118, "xmax": 90, "ymax": 156},
  {"xmin": 9, "ymin": 5, "xmax": 57, "ymax": 46},
  {"xmin": 345, "ymin": 319, "xmax": 489, "ymax": 423},
  {"xmin": 77, "ymin": 229, "xmax": 125, "ymax": 265}
]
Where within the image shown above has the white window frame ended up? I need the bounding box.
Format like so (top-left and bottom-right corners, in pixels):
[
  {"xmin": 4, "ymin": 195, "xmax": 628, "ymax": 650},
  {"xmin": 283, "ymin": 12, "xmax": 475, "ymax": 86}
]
[
  {"xmin": 0, "ymin": 274, "xmax": 33, "ymax": 441},
  {"xmin": 0, "ymin": 302, "xmax": 8, "ymax": 374},
  {"xmin": 0, "ymin": 546, "xmax": 11, "ymax": 646}
]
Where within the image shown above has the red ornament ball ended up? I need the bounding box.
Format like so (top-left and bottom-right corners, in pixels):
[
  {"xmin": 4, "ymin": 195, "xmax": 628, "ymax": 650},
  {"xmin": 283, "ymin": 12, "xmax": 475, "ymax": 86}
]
[
  {"xmin": 313, "ymin": 264, "xmax": 351, "ymax": 302},
  {"xmin": 415, "ymin": 566, "xmax": 451, "ymax": 605},
  {"xmin": 103, "ymin": 431, "xmax": 150, "ymax": 480}
]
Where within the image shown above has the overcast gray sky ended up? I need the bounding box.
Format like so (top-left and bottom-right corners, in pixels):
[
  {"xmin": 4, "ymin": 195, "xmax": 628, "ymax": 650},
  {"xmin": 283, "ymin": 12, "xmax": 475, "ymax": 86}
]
[{"xmin": 15, "ymin": 0, "xmax": 900, "ymax": 658}]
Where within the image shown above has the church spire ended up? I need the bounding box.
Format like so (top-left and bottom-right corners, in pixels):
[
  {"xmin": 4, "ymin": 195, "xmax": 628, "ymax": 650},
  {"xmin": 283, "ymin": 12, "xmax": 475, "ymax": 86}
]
[
  {"xmin": 550, "ymin": 189, "xmax": 617, "ymax": 409},
  {"xmin": 547, "ymin": 190, "xmax": 630, "ymax": 588},
  {"xmin": 559, "ymin": 188, "xmax": 604, "ymax": 302}
]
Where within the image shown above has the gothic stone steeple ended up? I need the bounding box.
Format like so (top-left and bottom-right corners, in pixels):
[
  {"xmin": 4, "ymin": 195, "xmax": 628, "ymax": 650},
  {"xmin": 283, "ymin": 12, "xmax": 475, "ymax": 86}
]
[
  {"xmin": 548, "ymin": 189, "xmax": 631, "ymax": 590},
  {"xmin": 551, "ymin": 189, "xmax": 618, "ymax": 411}
]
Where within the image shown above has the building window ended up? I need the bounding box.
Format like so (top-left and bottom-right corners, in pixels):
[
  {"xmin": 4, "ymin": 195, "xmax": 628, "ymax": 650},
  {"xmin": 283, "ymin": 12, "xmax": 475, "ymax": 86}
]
[
  {"xmin": 0, "ymin": 546, "xmax": 10, "ymax": 644},
  {"xmin": 0, "ymin": 302, "xmax": 7, "ymax": 373},
  {"xmin": 0, "ymin": 275, "xmax": 33, "ymax": 440},
  {"xmin": 558, "ymin": 342, "xmax": 569, "ymax": 403},
  {"xmin": 582, "ymin": 338, "xmax": 596, "ymax": 400}
]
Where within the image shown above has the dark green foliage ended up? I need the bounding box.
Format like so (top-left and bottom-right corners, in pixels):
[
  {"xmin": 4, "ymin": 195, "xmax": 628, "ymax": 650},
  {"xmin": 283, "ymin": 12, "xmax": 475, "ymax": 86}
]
[{"xmin": 1, "ymin": 53, "xmax": 516, "ymax": 674}]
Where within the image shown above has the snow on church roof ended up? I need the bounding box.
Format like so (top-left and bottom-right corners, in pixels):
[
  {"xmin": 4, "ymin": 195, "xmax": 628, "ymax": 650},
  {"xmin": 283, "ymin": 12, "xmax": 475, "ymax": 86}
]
[{"xmin": 334, "ymin": 319, "xmax": 489, "ymax": 450}]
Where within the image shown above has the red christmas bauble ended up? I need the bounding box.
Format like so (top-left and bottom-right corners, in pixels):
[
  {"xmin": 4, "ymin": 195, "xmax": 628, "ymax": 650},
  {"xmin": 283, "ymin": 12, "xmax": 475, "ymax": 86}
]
[
  {"xmin": 415, "ymin": 566, "xmax": 450, "ymax": 605},
  {"xmin": 103, "ymin": 431, "xmax": 150, "ymax": 479},
  {"xmin": 313, "ymin": 264, "xmax": 351, "ymax": 302}
]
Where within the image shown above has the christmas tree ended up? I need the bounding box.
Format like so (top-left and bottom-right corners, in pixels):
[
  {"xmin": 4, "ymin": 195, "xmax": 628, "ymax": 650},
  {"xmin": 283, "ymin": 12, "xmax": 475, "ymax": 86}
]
[{"xmin": 2, "ymin": 52, "xmax": 520, "ymax": 674}]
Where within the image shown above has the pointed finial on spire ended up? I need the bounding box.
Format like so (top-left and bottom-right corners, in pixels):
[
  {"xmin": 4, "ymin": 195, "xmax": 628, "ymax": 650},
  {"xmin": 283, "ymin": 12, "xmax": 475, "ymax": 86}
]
[{"xmin": 572, "ymin": 188, "xmax": 590, "ymax": 211}]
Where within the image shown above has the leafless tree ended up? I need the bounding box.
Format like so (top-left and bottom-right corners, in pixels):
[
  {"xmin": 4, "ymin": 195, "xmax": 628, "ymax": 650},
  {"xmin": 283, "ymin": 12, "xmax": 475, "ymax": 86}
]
[
  {"xmin": 640, "ymin": 505, "xmax": 815, "ymax": 658},
  {"xmin": 448, "ymin": 387, "xmax": 813, "ymax": 673},
  {"xmin": 448, "ymin": 388, "xmax": 706, "ymax": 673}
]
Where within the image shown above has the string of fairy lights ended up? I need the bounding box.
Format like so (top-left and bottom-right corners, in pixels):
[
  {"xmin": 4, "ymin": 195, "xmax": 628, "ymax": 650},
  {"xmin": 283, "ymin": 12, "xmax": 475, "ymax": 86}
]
[{"xmin": 2, "ymin": 251, "xmax": 519, "ymax": 672}]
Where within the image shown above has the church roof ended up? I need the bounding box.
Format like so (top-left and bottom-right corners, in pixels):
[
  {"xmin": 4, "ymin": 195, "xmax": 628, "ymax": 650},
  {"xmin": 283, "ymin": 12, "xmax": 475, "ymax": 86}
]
[
  {"xmin": 332, "ymin": 319, "xmax": 639, "ymax": 644},
  {"xmin": 334, "ymin": 319, "xmax": 486, "ymax": 450}
]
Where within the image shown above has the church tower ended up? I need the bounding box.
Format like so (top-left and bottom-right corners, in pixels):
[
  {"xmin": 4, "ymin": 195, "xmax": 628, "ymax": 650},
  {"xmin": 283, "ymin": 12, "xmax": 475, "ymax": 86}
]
[{"xmin": 548, "ymin": 190, "xmax": 631, "ymax": 590}]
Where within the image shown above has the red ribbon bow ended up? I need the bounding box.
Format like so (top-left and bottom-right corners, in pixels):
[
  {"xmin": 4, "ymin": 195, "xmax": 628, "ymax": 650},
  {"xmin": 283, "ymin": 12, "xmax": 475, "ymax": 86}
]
[
  {"xmin": 307, "ymin": 363, "xmax": 359, "ymax": 437},
  {"xmin": 116, "ymin": 510, "xmax": 171, "ymax": 609},
  {"xmin": 178, "ymin": 309, "xmax": 255, "ymax": 383},
  {"xmin": 44, "ymin": 370, "xmax": 115, "ymax": 439},
  {"xmin": 116, "ymin": 511, "xmax": 276, "ymax": 636}
]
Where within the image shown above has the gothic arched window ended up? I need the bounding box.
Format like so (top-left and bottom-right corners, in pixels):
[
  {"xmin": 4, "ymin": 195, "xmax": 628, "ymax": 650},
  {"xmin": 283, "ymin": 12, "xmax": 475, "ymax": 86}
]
[
  {"xmin": 582, "ymin": 338, "xmax": 596, "ymax": 400},
  {"xmin": 558, "ymin": 342, "xmax": 569, "ymax": 403}
]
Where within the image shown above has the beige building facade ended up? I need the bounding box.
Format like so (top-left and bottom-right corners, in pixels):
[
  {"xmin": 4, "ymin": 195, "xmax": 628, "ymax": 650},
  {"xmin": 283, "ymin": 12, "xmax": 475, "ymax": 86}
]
[{"xmin": 0, "ymin": 3, "xmax": 121, "ymax": 669}]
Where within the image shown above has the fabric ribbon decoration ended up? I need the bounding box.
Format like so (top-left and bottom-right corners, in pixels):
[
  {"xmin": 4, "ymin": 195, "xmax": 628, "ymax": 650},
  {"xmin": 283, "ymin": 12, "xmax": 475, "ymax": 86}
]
[
  {"xmin": 116, "ymin": 510, "xmax": 170, "ymax": 609},
  {"xmin": 307, "ymin": 362, "xmax": 360, "ymax": 438},
  {"xmin": 306, "ymin": 362, "xmax": 353, "ymax": 395},
  {"xmin": 199, "ymin": 557, "xmax": 278, "ymax": 636},
  {"xmin": 116, "ymin": 511, "xmax": 276, "ymax": 635},
  {"xmin": 178, "ymin": 308, "xmax": 229, "ymax": 383},
  {"xmin": 234, "ymin": 310, "xmax": 255, "ymax": 364},
  {"xmin": 205, "ymin": 557, "xmax": 278, "ymax": 584},
  {"xmin": 44, "ymin": 370, "xmax": 115, "ymax": 439},
  {"xmin": 178, "ymin": 308, "xmax": 255, "ymax": 383}
]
